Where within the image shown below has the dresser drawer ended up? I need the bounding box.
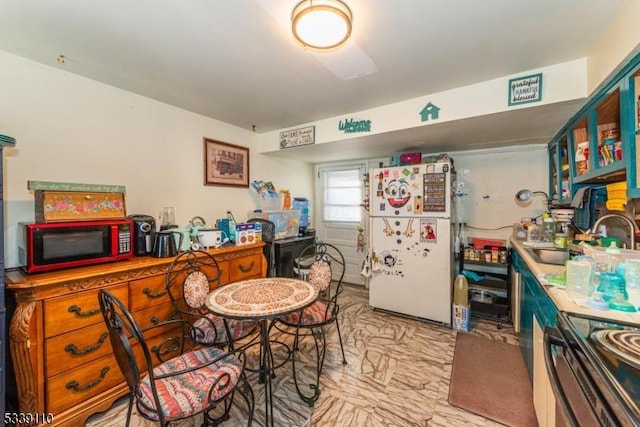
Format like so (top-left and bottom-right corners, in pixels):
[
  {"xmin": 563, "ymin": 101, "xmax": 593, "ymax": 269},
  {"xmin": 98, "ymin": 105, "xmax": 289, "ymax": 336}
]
[
  {"xmin": 44, "ymin": 284, "xmax": 128, "ymax": 338},
  {"xmin": 203, "ymin": 259, "xmax": 229, "ymax": 286},
  {"xmin": 139, "ymin": 328, "xmax": 184, "ymax": 367},
  {"xmin": 133, "ymin": 302, "xmax": 177, "ymax": 333},
  {"xmin": 45, "ymin": 322, "xmax": 113, "ymax": 378},
  {"xmin": 47, "ymin": 354, "xmax": 124, "ymax": 415},
  {"xmin": 130, "ymin": 274, "xmax": 178, "ymax": 312},
  {"xmin": 229, "ymin": 253, "xmax": 262, "ymax": 283}
]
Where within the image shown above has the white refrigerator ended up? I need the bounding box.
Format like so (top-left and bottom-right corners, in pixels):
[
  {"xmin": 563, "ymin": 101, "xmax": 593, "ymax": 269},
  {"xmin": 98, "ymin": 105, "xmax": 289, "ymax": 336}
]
[{"xmin": 369, "ymin": 162, "xmax": 455, "ymax": 325}]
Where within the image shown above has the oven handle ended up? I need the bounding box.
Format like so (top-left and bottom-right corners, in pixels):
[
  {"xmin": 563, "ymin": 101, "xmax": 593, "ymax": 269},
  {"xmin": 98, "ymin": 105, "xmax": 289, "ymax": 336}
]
[{"xmin": 543, "ymin": 326, "xmax": 580, "ymax": 427}]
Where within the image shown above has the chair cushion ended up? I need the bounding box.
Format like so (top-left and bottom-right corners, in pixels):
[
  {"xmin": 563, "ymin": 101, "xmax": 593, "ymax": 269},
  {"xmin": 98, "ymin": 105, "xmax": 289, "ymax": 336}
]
[
  {"xmin": 280, "ymin": 301, "xmax": 331, "ymax": 326},
  {"xmin": 183, "ymin": 271, "xmax": 209, "ymax": 308},
  {"xmin": 193, "ymin": 314, "xmax": 257, "ymax": 345},
  {"xmin": 137, "ymin": 347, "xmax": 242, "ymax": 421},
  {"xmin": 309, "ymin": 260, "xmax": 331, "ymax": 291}
]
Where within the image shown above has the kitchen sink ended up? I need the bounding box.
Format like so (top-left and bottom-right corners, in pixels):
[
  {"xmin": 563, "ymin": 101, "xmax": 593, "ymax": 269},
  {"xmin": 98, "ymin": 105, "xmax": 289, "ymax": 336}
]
[{"xmin": 525, "ymin": 247, "xmax": 569, "ymax": 266}]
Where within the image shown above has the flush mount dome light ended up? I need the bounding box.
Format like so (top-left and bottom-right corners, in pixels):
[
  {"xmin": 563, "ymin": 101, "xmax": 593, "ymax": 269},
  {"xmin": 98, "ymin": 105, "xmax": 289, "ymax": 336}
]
[{"xmin": 292, "ymin": 0, "xmax": 352, "ymax": 51}]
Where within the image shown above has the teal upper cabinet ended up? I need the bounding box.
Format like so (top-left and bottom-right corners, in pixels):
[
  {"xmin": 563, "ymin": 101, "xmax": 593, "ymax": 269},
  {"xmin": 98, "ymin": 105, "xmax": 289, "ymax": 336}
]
[
  {"xmin": 573, "ymin": 85, "xmax": 625, "ymax": 184},
  {"xmin": 627, "ymin": 67, "xmax": 640, "ymax": 198},
  {"xmin": 549, "ymin": 52, "xmax": 640, "ymax": 199},
  {"xmin": 548, "ymin": 135, "xmax": 571, "ymax": 205}
]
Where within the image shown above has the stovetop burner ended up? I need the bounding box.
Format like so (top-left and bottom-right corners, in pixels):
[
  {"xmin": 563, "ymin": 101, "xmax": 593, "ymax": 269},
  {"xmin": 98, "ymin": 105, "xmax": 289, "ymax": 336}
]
[
  {"xmin": 561, "ymin": 312, "xmax": 640, "ymax": 424},
  {"xmin": 591, "ymin": 329, "xmax": 640, "ymax": 370}
]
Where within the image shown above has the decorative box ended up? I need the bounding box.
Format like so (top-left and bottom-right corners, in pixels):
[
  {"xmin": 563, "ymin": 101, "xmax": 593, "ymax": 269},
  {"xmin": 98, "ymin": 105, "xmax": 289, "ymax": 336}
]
[
  {"xmin": 35, "ymin": 190, "xmax": 126, "ymax": 223},
  {"xmin": 400, "ymin": 152, "xmax": 422, "ymax": 165}
]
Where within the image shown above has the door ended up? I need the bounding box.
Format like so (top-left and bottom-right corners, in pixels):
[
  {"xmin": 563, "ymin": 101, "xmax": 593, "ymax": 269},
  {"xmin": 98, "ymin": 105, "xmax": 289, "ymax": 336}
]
[{"xmin": 315, "ymin": 162, "xmax": 368, "ymax": 286}]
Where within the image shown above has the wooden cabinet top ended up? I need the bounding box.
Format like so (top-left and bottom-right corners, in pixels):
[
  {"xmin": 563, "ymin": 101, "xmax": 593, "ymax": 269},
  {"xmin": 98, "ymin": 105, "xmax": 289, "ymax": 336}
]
[{"xmin": 5, "ymin": 242, "xmax": 265, "ymax": 295}]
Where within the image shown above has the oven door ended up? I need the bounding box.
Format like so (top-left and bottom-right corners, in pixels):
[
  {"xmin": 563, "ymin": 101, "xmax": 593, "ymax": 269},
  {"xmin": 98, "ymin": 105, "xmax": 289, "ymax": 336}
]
[{"xmin": 544, "ymin": 326, "xmax": 615, "ymax": 427}]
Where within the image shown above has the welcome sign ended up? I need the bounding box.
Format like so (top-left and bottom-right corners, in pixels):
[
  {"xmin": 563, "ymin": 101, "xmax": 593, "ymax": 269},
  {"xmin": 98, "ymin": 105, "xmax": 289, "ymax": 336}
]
[{"xmin": 508, "ymin": 73, "xmax": 543, "ymax": 106}]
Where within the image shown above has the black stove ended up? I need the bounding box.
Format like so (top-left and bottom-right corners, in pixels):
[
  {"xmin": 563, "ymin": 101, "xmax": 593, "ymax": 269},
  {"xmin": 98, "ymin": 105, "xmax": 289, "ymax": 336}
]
[{"xmin": 550, "ymin": 311, "xmax": 640, "ymax": 426}]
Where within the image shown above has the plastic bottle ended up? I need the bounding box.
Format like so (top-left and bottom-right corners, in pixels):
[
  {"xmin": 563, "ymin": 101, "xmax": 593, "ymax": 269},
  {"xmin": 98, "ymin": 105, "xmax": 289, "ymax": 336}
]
[
  {"xmin": 453, "ymin": 274, "xmax": 469, "ymax": 306},
  {"xmin": 605, "ymin": 241, "xmax": 623, "ymax": 273},
  {"xmin": 566, "ymin": 257, "xmax": 595, "ymax": 302},
  {"xmin": 542, "ymin": 217, "xmax": 556, "ymax": 243},
  {"xmin": 280, "ymin": 189, "xmax": 291, "ymax": 210},
  {"xmin": 527, "ymin": 219, "xmax": 539, "ymax": 242},
  {"xmin": 226, "ymin": 211, "xmax": 236, "ymax": 243}
]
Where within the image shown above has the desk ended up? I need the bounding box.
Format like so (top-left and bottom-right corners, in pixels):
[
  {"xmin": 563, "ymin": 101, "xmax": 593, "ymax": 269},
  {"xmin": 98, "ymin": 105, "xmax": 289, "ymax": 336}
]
[{"xmin": 206, "ymin": 277, "xmax": 318, "ymax": 427}]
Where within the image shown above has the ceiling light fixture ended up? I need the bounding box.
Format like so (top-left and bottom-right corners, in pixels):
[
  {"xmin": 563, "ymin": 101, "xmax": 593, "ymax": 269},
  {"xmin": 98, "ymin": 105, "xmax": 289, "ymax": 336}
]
[{"xmin": 291, "ymin": 0, "xmax": 352, "ymax": 51}]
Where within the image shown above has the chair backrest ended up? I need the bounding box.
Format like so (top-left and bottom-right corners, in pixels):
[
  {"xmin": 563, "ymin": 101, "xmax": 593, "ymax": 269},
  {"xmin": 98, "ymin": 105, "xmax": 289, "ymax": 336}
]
[
  {"xmin": 247, "ymin": 218, "xmax": 276, "ymax": 277},
  {"xmin": 247, "ymin": 218, "xmax": 276, "ymax": 243},
  {"xmin": 295, "ymin": 242, "xmax": 345, "ymax": 315},
  {"xmin": 166, "ymin": 250, "xmax": 222, "ymax": 313},
  {"xmin": 98, "ymin": 289, "xmax": 154, "ymax": 394}
]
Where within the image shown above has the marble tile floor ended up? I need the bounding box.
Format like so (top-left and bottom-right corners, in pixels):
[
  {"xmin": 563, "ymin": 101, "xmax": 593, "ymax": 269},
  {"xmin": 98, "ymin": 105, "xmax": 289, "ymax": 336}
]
[{"xmin": 85, "ymin": 284, "xmax": 521, "ymax": 427}]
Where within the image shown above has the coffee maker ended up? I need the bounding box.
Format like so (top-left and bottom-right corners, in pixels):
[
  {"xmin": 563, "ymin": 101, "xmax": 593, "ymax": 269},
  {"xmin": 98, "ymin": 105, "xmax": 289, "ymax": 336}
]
[{"xmin": 127, "ymin": 214, "xmax": 156, "ymax": 256}]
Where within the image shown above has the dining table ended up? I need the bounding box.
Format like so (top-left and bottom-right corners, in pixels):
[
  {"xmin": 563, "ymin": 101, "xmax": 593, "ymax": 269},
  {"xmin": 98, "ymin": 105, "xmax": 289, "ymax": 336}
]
[{"xmin": 205, "ymin": 277, "xmax": 319, "ymax": 427}]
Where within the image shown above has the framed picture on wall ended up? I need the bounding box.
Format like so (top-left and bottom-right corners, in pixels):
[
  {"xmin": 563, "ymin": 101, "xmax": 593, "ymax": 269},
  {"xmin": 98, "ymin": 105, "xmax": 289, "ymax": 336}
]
[{"xmin": 203, "ymin": 138, "xmax": 250, "ymax": 187}]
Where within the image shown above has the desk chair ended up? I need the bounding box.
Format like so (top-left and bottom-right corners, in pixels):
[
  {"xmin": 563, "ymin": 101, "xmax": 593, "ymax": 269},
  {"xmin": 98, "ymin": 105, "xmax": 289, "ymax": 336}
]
[{"xmin": 98, "ymin": 289, "xmax": 254, "ymax": 427}]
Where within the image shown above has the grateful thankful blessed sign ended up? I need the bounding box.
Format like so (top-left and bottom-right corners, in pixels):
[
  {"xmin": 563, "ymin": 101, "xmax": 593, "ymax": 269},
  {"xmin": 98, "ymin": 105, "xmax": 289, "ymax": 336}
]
[{"xmin": 508, "ymin": 73, "xmax": 543, "ymax": 106}]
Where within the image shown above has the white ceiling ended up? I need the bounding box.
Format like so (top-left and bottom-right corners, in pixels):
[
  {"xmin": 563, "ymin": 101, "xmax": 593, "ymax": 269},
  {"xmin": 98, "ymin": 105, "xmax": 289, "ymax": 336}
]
[{"xmin": 0, "ymin": 0, "xmax": 626, "ymax": 162}]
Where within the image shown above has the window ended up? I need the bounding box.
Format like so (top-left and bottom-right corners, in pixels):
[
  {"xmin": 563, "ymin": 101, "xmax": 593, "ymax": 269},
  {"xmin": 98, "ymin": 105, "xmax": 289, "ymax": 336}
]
[{"xmin": 322, "ymin": 167, "xmax": 363, "ymax": 222}]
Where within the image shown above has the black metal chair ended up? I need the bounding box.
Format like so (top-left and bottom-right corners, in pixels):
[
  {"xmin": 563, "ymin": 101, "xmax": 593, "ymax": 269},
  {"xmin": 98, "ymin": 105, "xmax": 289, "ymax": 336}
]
[
  {"xmin": 98, "ymin": 289, "xmax": 254, "ymax": 427},
  {"xmin": 165, "ymin": 250, "xmax": 260, "ymax": 351},
  {"xmin": 247, "ymin": 218, "xmax": 277, "ymax": 277},
  {"xmin": 270, "ymin": 241, "xmax": 348, "ymax": 406}
]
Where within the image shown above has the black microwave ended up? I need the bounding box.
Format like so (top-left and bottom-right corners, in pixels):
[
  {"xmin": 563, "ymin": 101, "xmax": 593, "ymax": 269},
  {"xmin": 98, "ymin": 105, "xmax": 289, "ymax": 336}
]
[{"xmin": 18, "ymin": 219, "xmax": 134, "ymax": 273}]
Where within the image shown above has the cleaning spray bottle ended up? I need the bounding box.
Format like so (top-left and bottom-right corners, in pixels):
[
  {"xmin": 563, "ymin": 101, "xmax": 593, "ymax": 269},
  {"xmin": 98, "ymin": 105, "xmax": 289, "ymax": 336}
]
[{"xmin": 226, "ymin": 210, "xmax": 236, "ymax": 243}]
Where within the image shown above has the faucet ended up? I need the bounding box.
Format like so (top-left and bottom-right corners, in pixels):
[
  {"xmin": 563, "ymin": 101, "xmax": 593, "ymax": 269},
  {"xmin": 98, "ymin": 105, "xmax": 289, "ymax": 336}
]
[{"xmin": 591, "ymin": 213, "xmax": 637, "ymax": 249}]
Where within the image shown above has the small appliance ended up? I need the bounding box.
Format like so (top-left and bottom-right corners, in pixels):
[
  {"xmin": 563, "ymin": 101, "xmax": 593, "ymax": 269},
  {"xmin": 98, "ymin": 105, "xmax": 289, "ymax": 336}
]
[
  {"xmin": 152, "ymin": 230, "xmax": 182, "ymax": 258},
  {"xmin": 127, "ymin": 214, "xmax": 156, "ymax": 256},
  {"xmin": 18, "ymin": 219, "xmax": 134, "ymax": 273},
  {"xmin": 198, "ymin": 228, "xmax": 223, "ymax": 248}
]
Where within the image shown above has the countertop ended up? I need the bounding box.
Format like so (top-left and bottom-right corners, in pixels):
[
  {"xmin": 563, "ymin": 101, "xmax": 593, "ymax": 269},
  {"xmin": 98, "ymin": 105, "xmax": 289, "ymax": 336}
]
[{"xmin": 510, "ymin": 237, "xmax": 640, "ymax": 325}]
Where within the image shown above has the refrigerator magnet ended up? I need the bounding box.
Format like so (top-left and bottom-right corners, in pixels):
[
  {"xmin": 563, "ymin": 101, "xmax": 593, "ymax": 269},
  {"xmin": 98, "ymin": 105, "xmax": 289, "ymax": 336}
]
[{"xmin": 421, "ymin": 219, "xmax": 437, "ymax": 243}]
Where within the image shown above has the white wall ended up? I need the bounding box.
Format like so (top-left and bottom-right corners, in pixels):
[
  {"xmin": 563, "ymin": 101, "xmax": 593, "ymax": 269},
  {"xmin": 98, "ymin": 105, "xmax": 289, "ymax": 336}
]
[
  {"xmin": 451, "ymin": 145, "xmax": 548, "ymax": 244},
  {"xmin": 257, "ymin": 59, "xmax": 588, "ymax": 154},
  {"xmin": 0, "ymin": 51, "xmax": 313, "ymax": 268}
]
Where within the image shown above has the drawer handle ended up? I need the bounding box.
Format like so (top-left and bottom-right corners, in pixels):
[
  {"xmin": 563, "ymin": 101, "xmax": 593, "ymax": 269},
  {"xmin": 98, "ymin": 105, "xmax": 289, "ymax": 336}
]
[
  {"xmin": 143, "ymin": 287, "xmax": 167, "ymax": 299},
  {"xmin": 150, "ymin": 316, "xmax": 159, "ymax": 325},
  {"xmin": 66, "ymin": 366, "xmax": 110, "ymax": 392},
  {"xmin": 64, "ymin": 332, "xmax": 109, "ymax": 355},
  {"xmin": 238, "ymin": 260, "xmax": 255, "ymax": 273},
  {"xmin": 68, "ymin": 304, "xmax": 100, "ymax": 318}
]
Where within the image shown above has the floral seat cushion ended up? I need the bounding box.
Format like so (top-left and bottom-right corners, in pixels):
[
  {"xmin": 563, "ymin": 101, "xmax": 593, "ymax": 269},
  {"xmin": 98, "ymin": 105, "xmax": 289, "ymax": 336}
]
[
  {"xmin": 279, "ymin": 301, "xmax": 331, "ymax": 326},
  {"xmin": 137, "ymin": 347, "xmax": 242, "ymax": 422},
  {"xmin": 193, "ymin": 315, "xmax": 258, "ymax": 345}
]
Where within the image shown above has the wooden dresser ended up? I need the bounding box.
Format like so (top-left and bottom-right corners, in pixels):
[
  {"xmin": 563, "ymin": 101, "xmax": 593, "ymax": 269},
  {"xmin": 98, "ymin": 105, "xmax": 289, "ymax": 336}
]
[{"xmin": 6, "ymin": 243, "xmax": 265, "ymax": 427}]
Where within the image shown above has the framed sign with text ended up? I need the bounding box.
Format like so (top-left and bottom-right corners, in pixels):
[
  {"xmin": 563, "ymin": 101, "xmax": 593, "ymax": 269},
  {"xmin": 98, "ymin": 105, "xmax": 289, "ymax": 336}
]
[
  {"xmin": 508, "ymin": 73, "xmax": 543, "ymax": 106},
  {"xmin": 280, "ymin": 126, "xmax": 315, "ymax": 149}
]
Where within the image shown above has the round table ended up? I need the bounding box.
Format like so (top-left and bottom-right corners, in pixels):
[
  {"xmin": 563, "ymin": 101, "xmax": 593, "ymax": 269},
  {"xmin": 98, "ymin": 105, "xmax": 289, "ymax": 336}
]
[{"xmin": 206, "ymin": 277, "xmax": 318, "ymax": 427}]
